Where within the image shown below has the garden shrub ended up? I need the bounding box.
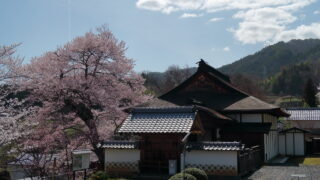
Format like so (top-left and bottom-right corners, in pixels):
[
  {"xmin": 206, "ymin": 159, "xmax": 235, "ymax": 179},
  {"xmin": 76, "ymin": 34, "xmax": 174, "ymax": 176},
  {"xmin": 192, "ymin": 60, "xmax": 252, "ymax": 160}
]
[
  {"xmin": 183, "ymin": 168, "xmax": 208, "ymax": 180},
  {"xmin": 168, "ymin": 172, "xmax": 196, "ymax": 180},
  {"xmin": 89, "ymin": 171, "xmax": 108, "ymax": 180}
]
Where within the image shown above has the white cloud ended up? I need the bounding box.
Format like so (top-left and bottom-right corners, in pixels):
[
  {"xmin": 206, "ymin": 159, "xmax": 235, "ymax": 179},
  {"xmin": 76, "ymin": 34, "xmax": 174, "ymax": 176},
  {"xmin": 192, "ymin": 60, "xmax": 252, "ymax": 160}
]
[
  {"xmin": 180, "ymin": 13, "xmax": 203, "ymax": 18},
  {"xmin": 274, "ymin": 23, "xmax": 320, "ymax": 42},
  {"xmin": 233, "ymin": 8, "xmax": 297, "ymax": 24},
  {"xmin": 211, "ymin": 47, "xmax": 230, "ymax": 52},
  {"xmin": 232, "ymin": 7, "xmax": 297, "ymax": 44},
  {"xmin": 136, "ymin": 0, "xmax": 320, "ymax": 44},
  {"xmin": 223, "ymin": 46, "xmax": 230, "ymax": 51},
  {"xmin": 136, "ymin": 0, "xmax": 315, "ymax": 14},
  {"xmin": 136, "ymin": 0, "xmax": 203, "ymax": 14},
  {"xmin": 209, "ymin": 17, "xmax": 223, "ymax": 22}
]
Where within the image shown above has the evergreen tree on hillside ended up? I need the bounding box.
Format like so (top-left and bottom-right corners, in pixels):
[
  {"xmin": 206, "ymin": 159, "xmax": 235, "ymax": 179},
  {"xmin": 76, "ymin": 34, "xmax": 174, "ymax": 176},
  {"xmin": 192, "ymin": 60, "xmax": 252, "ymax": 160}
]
[{"xmin": 304, "ymin": 78, "xmax": 318, "ymax": 107}]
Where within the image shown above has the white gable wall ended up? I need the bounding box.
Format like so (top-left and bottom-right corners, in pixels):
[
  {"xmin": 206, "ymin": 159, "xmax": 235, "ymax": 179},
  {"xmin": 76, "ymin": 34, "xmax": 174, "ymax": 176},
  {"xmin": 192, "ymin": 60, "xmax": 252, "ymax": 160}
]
[
  {"xmin": 105, "ymin": 149, "xmax": 140, "ymax": 163},
  {"xmin": 263, "ymin": 114, "xmax": 279, "ymax": 161},
  {"xmin": 295, "ymin": 133, "xmax": 305, "ymax": 155},
  {"xmin": 185, "ymin": 150, "xmax": 237, "ymax": 166},
  {"xmin": 224, "ymin": 113, "xmax": 281, "ymax": 161},
  {"xmin": 286, "ymin": 133, "xmax": 294, "ymax": 155},
  {"xmin": 279, "ymin": 134, "xmax": 286, "ymax": 155},
  {"xmin": 227, "ymin": 113, "xmax": 278, "ymax": 124},
  {"xmin": 264, "ymin": 130, "xmax": 279, "ymax": 161},
  {"xmin": 242, "ymin": 114, "xmax": 262, "ymax": 123},
  {"xmin": 185, "ymin": 150, "xmax": 238, "ymax": 176}
]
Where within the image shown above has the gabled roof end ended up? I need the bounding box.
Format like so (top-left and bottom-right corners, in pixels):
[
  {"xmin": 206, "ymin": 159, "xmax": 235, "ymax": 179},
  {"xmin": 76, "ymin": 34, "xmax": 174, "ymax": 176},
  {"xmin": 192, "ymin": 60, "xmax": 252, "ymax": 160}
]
[{"xmin": 197, "ymin": 59, "xmax": 231, "ymax": 82}]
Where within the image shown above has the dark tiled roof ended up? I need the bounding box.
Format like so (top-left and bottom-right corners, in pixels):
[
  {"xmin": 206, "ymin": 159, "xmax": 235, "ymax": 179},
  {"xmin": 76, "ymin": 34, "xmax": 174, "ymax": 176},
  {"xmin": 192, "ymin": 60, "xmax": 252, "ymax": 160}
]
[
  {"xmin": 118, "ymin": 106, "xmax": 196, "ymax": 134},
  {"xmin": 224, "ymin": 96, "xmax": 277, "ymax": 110},
  {"xmin": 186, "ymin": 141, "xmax": 242, "ymax": 151},
  {"xmin": 286, "ymin": 108, "xmax": 320, "ymax": 120},
  {"xmin": 222, "ymin": 123, "xmax": 272, "ymax": 133},
  {"xmin": 72, "ymin": 149, "xmax": 92, "ymax": 154},
  {"xmin": 134, "ymin": 100, "xmax": 232, "ymax": 121},
  {"xmin": 102, "ymin": 141, "xmax": 139, "ymax": 149},
  {"xmin": 157, "ymin": 64, "xmax": 288, "ymax": 117},
  {"xmin": 132, "ymin": 106, "xmax": 194, "ymax": 113},
  {"xmin": 135, "ymin": 98, "xmax": 179, "ymax": 108}
]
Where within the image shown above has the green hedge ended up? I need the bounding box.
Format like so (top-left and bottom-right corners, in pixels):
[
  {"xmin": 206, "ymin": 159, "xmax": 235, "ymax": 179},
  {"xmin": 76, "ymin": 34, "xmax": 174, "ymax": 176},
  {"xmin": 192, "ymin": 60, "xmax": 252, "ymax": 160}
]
[
  {"xmin": 89, "ymin": 171, "xmax": 108, "ymax": 180},
  {"xmin": 183, "ymin": 168, "xmax": 208, "ymax": 180},
  {"xmin": 168, "ymin": 172, "xmax": 196, "ymax": 180}
]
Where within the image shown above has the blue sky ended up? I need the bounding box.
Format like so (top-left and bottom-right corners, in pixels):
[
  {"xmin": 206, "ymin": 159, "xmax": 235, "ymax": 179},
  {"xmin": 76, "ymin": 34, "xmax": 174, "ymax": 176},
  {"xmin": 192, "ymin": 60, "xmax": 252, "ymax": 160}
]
[{"xmin": 1, "ymin": 0, "xmax": 320, "ymax": 72}]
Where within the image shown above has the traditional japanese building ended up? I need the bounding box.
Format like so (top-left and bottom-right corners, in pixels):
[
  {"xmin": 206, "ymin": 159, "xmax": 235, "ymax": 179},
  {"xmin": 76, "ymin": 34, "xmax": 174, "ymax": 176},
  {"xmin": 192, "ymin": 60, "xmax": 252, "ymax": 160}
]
[
  {"xmin": 103, "ymin": 60, "xmax": 289, "ymax": 176},
  {"xmin": 284, "ymin": 108, "xmax": 320, "ymax": 154}
]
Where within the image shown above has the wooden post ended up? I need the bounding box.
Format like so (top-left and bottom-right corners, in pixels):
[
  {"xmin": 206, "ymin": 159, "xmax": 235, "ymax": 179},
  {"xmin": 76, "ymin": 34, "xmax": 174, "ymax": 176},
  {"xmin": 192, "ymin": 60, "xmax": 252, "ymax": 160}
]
[
  {"xmin": 73, "ymin": 171, "xmax": 75, "ymax": 180},
  {"xmin": 84, "ymin": 169, "xmax": 87, "ymax": 180}
]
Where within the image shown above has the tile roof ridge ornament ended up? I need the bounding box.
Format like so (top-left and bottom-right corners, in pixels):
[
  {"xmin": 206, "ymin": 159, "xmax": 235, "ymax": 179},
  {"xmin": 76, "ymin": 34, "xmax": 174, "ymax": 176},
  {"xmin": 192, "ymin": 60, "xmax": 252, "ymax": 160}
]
[{"xmin": 196, "ymin": 58, "xmax": 231, "ymax": 83}]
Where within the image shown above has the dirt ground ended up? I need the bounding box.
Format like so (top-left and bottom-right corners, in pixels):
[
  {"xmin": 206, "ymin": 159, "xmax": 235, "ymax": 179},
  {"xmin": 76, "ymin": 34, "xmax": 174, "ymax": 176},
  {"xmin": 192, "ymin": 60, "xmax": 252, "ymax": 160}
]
[{"xmin": 246, "ymin": 164, "xmax": 320, "ymax": 180}]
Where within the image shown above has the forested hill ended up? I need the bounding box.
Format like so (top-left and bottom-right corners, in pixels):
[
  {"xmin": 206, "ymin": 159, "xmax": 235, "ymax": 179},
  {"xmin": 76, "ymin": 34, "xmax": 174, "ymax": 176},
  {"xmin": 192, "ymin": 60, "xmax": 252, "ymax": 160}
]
[
  {"xmin": 219, "ymin": 39, "xmax": 320, "ymax": 78},
  {"xmin": 143, "ymin": 39, "xmax": 320, "ymax": 96}
]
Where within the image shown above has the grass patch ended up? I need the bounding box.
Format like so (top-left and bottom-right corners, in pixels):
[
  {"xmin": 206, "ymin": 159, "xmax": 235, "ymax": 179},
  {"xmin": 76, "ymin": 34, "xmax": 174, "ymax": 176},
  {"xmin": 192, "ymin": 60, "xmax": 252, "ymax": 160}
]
[
  {"xmin": 288, "ymin": 157, "xmax": 320, "ymax": 165},
  {"xmin": 302, "ymin": 157, "xmax": 320, "ymax": 165}
]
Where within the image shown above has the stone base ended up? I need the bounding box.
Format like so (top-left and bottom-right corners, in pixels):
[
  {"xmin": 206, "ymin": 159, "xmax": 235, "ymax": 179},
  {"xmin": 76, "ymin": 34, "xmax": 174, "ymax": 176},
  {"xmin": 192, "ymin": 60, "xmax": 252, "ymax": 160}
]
[
  {"xmin": 186, "ymin": 164, "xmax": 238, "ymax": 176},
  {"xmin": 105, "ymin": 162, "xmax": 139, "ymax": 175}
]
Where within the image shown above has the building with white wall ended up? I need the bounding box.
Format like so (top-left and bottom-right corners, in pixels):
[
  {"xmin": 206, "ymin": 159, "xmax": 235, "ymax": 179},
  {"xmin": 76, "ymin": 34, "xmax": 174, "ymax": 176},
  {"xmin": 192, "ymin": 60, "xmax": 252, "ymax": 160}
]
[{"xmin": 103, "ymin": 60, "xmax": 289, "ymax": 176}]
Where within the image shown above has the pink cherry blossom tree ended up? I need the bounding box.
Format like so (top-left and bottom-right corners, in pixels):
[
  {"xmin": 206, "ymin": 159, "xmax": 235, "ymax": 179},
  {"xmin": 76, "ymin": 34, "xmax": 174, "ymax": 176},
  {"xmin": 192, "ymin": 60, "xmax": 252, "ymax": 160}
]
[
  {"xmin": 16, "ymin": 26, "xmax": 150, "ymax": 167},
  {"xmin": 0, "ymin": 44, "xmax": 22, "ymax": 81},
  {"xmin": 0, "ymin": 44, "xmax": 33, "ymax": 147}
]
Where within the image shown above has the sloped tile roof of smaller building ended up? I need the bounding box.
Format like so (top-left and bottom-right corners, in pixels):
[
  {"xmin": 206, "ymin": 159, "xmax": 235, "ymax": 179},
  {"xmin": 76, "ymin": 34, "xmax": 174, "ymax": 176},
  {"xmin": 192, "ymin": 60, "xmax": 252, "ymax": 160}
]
[
  {"xmin": 118, "ymin": 106, "xmax": 196, "ymax": 133},
  {"xmin": 186, "ymin": 141, "xmax": 242, "ymax": 151},
  {"xmin": 286, "ymin": 108, "xmax": 320, "ymax": 120},
  {"xmin": 102, "ymin": 141, "xmax": 139, "ymax": 149},
  {"xmin": 279, "ymin": 127, "xmax": 310, "ymax": 133}
]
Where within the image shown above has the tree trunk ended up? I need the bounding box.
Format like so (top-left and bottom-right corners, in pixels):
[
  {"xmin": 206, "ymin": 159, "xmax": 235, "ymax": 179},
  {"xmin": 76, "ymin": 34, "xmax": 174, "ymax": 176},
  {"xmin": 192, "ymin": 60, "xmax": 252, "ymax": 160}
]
[
  {"xmin": 92, "ymin": 147, "xmax": 105, "ymax": 170},
  {"xmin": 64, "ymin": 99, "xmax": 106, "ymax": 169}
]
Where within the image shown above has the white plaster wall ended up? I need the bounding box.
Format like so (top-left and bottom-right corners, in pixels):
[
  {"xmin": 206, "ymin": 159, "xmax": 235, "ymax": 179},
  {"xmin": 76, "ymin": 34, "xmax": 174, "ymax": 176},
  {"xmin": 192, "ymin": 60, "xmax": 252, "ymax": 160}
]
[
  {"xmin": 185, "ymin": 150, "xmax": 237, "ymax": 167},
  {"xmin": 264, "ymin": 130, "xmax": 279, "ymax": 161},
  {"xmin": 242, "ymin": 114, "xmax": 262, "ymax": 123},
  {"xmin": 105, "ymin": 149, "xmax": 140, "ymax": 163},
  {"xmin": 286, "ymin": 133, "xmax": 294, "ymax": 155},
  {"xmin": 81, "ymin": 153, "xmax": 90, "ymax": 170},
  {"xmin": 294, "ymin": 133, "xmax": 304, "ymax": 156},
  {"xmin": 279, "ymin": 134, "xmax": 286, "ymax": 155},
  {"xmin": 280, "ymin": 133, "xmax": 305, "ymax": 156}
]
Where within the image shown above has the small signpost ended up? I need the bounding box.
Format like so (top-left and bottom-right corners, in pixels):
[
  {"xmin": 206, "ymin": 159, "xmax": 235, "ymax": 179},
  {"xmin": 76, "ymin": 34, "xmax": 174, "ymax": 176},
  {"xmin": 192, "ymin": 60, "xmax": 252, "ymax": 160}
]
[{"xmin": 72, "ymin": 149, "xmax": 91, "ymax": 180}]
